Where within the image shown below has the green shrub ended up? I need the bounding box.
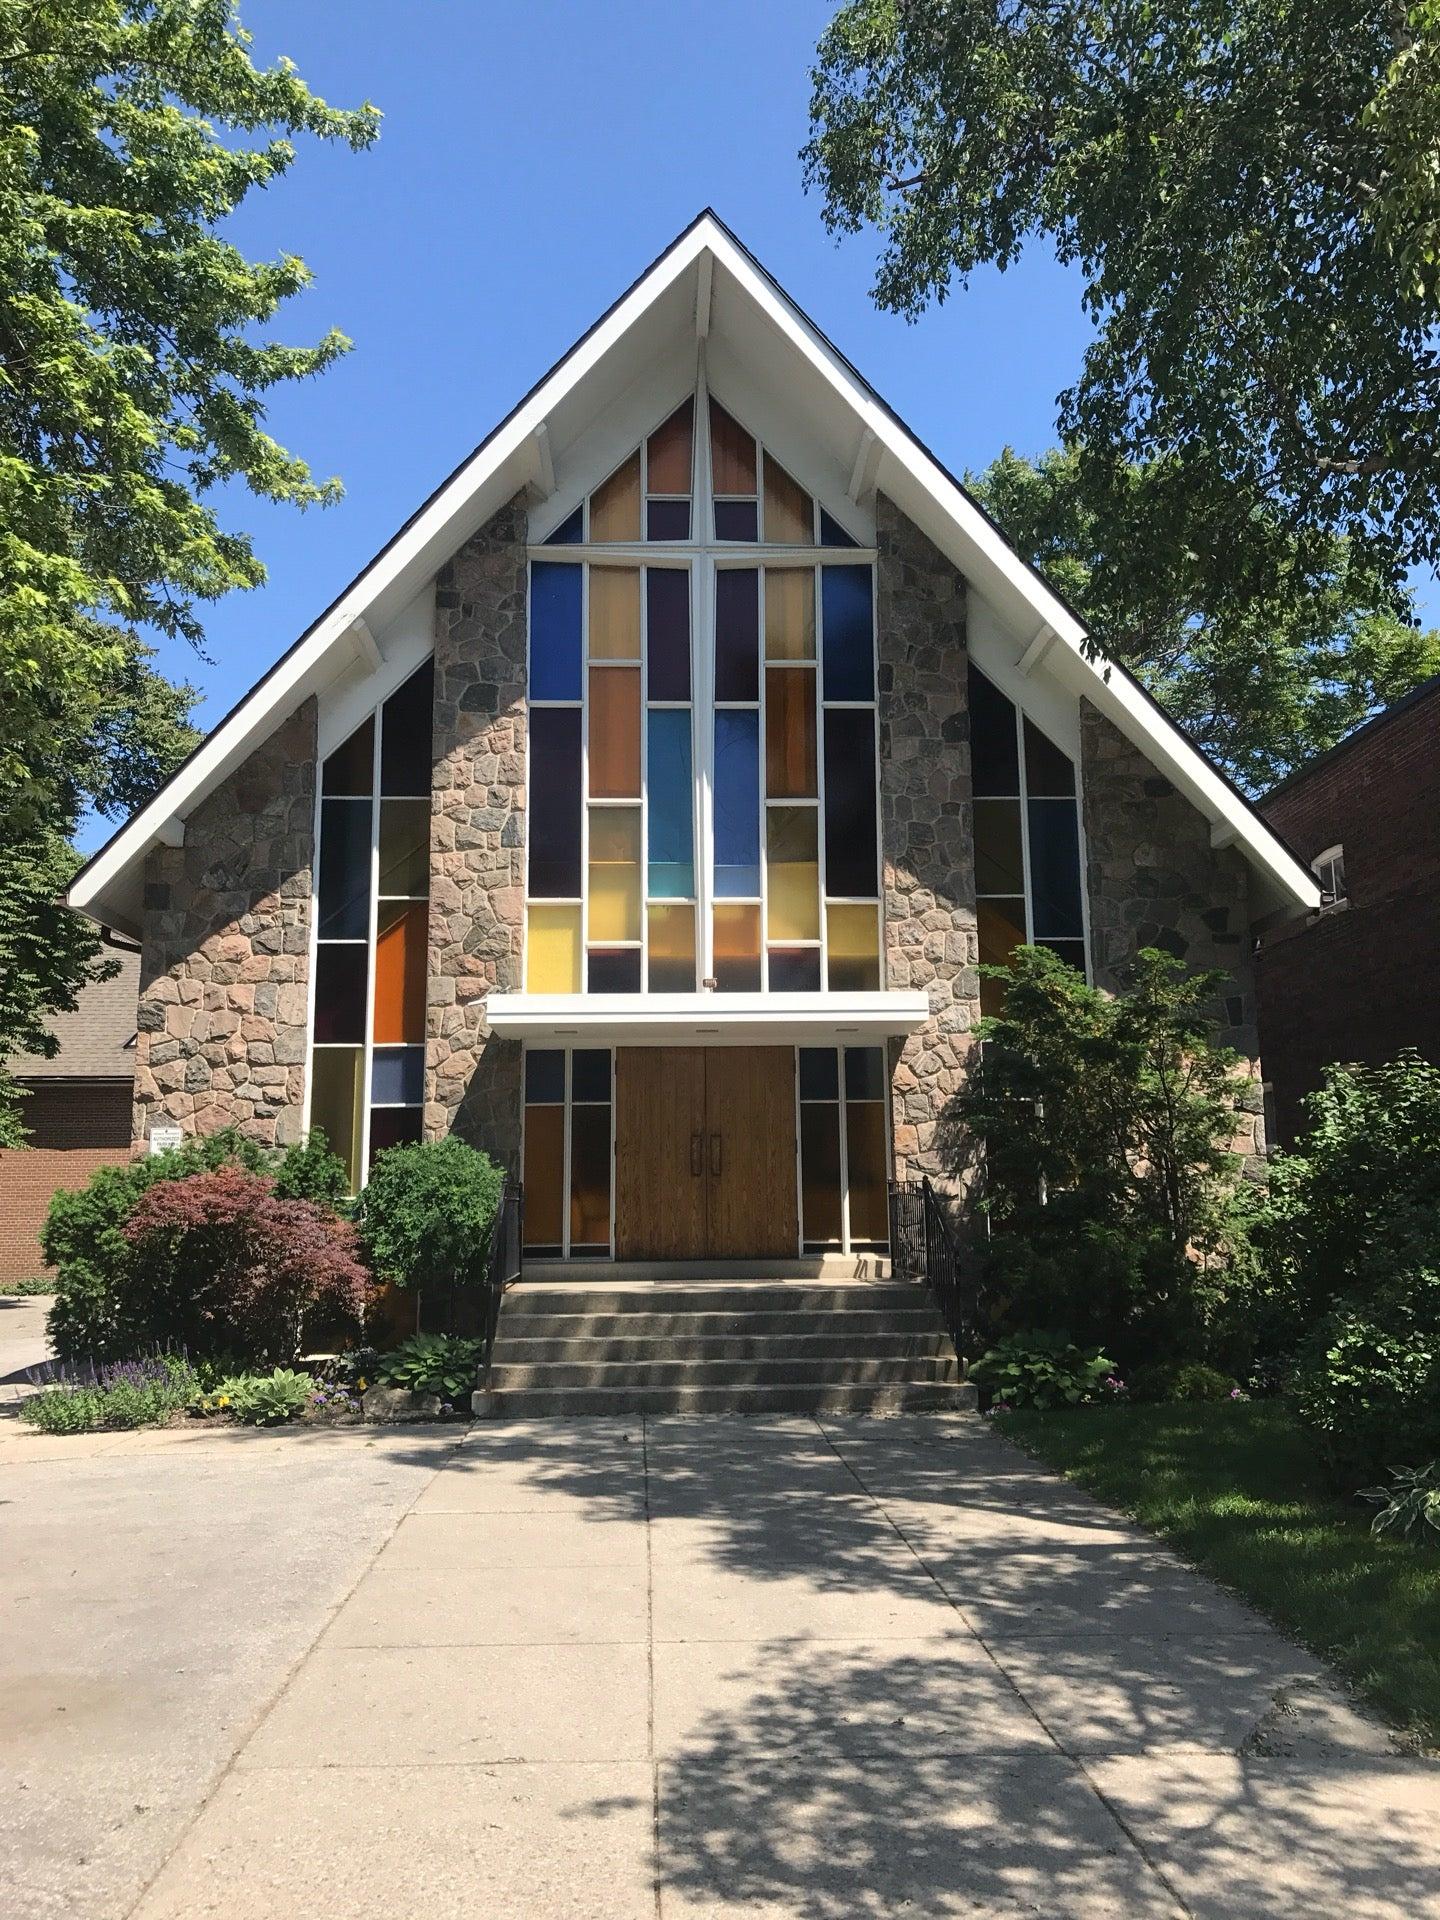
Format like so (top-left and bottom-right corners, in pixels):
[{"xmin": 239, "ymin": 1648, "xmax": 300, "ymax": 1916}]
[
  {"xmin": 1361, "ymin": 1462, "xmax": 1440, "ymax": 1544},
  {"xmin": 375, "ymin": 1333, "xmax": 483, "ymax": 1399},
  {"xmin": 20, "ymin": 1353, "xmax": 199, "ymax": 1434},
  {"xmin": 950, "ymin": 946, "xmax": 1257, "ymax": 1369},
  {"xmin": 1292, "ymin": 1288, "xmax": 1440, "ymax": 1478},
  {"xmin": 272, "ymin": 1128, "xmax": 351, "ymax": 1209},
  {"xmin": 1, "ymin": 1276, "xmax": 55, "ymax": 1296},
  {"xmin": 969, "ymin": 1331, "xmax": 1120, "ymax": 1410},
  {"xmin": 202, "ymin": 1368, "xmax": 315, "ymax": 1426},
  {"xmin": 357, "ymin": 1139, "xmax": 504, "ymax": 1308},
  {"xmin": 45, "ymin": 1130, "xmax": 360, "ymax": 1364}
]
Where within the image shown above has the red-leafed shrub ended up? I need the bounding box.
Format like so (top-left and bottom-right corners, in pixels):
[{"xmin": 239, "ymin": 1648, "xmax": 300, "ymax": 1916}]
[{"xmin": 122, "ymin": 1168, "xmax": 370, "ymax": 1364}]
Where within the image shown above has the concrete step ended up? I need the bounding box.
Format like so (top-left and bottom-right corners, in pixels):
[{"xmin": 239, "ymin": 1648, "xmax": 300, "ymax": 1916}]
[
  {"xmin": 500, "ymin": 1284, "xmax": 929, "ymax": 1318},
  {"xmin": 486, "ymin": 1355, "xmax": 962, "ymax": 1391},
  {"xmin": 473, "ymin": 1381, "xmax": 978, "ymax": 1419},
  {"xmin": 494, "ymin": 1310, "xmax": 943, "ymax": 1342},
  {"xmin": 490, "ymin": 1332, "xmax": 952, "ymax": 1364}
]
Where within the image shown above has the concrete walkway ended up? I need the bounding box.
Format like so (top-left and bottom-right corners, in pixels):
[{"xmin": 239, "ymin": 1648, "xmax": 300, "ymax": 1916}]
[{"xmin": 3, "ymin": 1414, "xmax": 1437, "ymax": 1917}]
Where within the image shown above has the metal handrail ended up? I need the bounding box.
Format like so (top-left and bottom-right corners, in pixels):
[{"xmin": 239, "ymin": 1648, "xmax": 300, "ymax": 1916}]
[
  {"xmin": 480, "ymin": 1177, "xmax": 523, "ymax": 1388},
  {"xmin": 889, "ymin": 1176, "xmax": 977, "ymax": 1363}
]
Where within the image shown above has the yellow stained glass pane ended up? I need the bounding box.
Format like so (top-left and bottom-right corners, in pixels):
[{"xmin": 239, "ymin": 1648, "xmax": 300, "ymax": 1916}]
[
  {"xmin": 527, "ymin": 903, "xmax": 582, "ymax": 993},
  {"xmin": 590, "ymin": 452, "xmax": 641, "ymax": 542},
  {"xmin": 763, "ymin": 454, "xmax": 814, "ymax": 545},
  {"xmin": 767, "ymin": 807, "xmax": 819, "ymax": 942},
  {"xmin": 310, "ymin": 1047, "xmax": 363, "ymax": 1192},
  {"xmin": 587, "ymin": 666, "xmax": 641, "ymax": 797},
  {"xmin": 588, "ymin": 807, "xmax": 641, "ymax": 942},
  {"xmin": 764, "ymin": 568, "xmax": 815, "ymax": 660},
  {"xmin": 978, "ymin": 897, "xmax": 1026, "ymax": 1017},
  {"xmin": 713, "ymin": 903, "xmax": 761, "ymax": 991},
  {"xmin": 766, "ymin": 667, "xmax": 817, "ymax": 799},
  {"xmin": 827, "ymin": 903, "xmax": 880, "ymax": 991},
  {"xmin": 588, "ymin": 566, "xmax": 640, "ymax": 660},
  {"xmin": 648, "ymin": 903, "xmax": 695, "ymax": 993}
]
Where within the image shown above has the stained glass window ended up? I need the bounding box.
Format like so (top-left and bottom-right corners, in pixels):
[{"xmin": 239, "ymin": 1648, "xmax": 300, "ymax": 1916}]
[
  {"xmin": 525, "ymin": 391, "xmax": 878, "ymax": 1004},
  {"xmin": 310, "ymin": 660, "xmax": 434, "ymax": 1188},
  {"xmin": 969, "ymin": 662, "xmax": 1086, "ymax": 1010},
  {"xmin": 522, "ymin": 1047, "xmax": 614, "ymax": 1256},
  {"xmin": 798, "ymin": 1046, "xmax": 889, "ymax": 1250}
]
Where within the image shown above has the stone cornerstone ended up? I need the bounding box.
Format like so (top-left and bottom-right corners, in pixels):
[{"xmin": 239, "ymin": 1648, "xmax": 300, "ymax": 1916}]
[
  {"xmin": 1080, "ymin": 700, "xmax": 1265, "ymax": 1164},
  {"xmin": 425, "ymin": 492, "xmax": 528, "ymax": 1171},
  {"xmin": 874, "ymin": 493, "xmax": 980, "ymax": 1190},
  {"xmin": 132, "ymin": 699, "xmax": 316, "ymax": 1154}
]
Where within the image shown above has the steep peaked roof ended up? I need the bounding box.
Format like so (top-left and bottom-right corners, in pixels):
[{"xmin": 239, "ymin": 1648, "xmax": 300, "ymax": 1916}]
[{"xmin": 68, "ymin": 210, "xmax": 1319, "ymax": 937}]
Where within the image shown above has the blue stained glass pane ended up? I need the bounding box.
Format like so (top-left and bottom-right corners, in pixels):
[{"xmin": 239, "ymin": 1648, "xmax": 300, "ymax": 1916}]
[
  {"xmin": 1026, "ymin": 799, "xmax": 1084, "ymax": 938},
  {"xmin": 544, "ymin": 504, "xmax": 584, "ymax": 545},
  {"xmin": 530, "ymin": 562, "xmax": 582, "ymax": 699},
  {"xmin": 715, "ymin": 569, "xmax": 759, "ymax": 701},
  {"xmin": 818, "ymin": 506, "xmax": 860, "ymax": 548},
  {"xmin": 647, "ymin": 710, "xmax": 694, "ymax": 898},
  {"xmin": 821, "ymin": 566, "xmax": 875, "ymax": 701},
  {"xmin": 371, "ymin": 1045, "xmax": 424, "ymax": 1106},
  {"xmin": 713, "ymin": 709, "xmax": 760, "ymax": 897}
]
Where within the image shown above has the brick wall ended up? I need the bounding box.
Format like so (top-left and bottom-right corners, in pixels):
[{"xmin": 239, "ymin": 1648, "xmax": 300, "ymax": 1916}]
[
  {"xmin": 0, "ymin": 1081, "xmax": 132, "ymax": 1283},
  {"xmin": 1258, "ymin": 683, "xmax": 1440, "ymax": 1142}
]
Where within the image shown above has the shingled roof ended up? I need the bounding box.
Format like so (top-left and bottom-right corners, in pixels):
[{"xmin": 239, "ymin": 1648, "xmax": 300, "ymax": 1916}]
[{"xmin": 11, "ymin": 947, "xmax": 139, "ymax": 1080}]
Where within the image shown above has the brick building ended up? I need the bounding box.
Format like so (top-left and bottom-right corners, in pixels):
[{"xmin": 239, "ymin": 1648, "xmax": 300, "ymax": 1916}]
[
  {"xmin": 1258, "ymin": 675, "xmax": 1440, "ymax": 1145},
  {"xmin": 0, "ymin": 949, "xmax": 138, "ymax": 1284},
  {"xmin": 61, "ymin": 215, "xmax": 1318, "ymax": 1262}
]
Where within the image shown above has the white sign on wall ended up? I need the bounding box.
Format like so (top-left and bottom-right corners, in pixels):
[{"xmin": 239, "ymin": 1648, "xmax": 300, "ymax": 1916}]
[{"xmin": 148, "ymin": 1125, "xmax": 184, "ymax": 1157}]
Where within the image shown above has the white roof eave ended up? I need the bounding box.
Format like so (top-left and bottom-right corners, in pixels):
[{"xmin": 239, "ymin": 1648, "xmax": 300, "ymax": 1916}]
[{"xmin": 67, "ymin": 213, "xmax": 1320, "ymax": 937}]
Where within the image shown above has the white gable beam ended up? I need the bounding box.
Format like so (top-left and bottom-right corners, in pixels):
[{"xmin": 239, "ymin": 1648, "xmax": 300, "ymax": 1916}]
[
  {"xmin": 1017, "ymin": 624, "xmax": 1058, "ymax": 676},
  {"xmin": 530, "ymin": 421, "xmax": 556, "ymax": 500},
  {"xmin": 694, "ymin": 252, "xmax": 712, "ymax": 339},
  {"xmin": 154, "ymin": 816, "xmax": 185, "ymax": 848},
  {"xmin": 347, "ymin": 617, "xmax": 383, "ymax": 676},
  {"xmin": 848, "ymin": 427, "xmax": 880, "ymax": 504},
  {"xmin": 1210, "ymin": 822, "xmax": 1240, "ymax": 851}
]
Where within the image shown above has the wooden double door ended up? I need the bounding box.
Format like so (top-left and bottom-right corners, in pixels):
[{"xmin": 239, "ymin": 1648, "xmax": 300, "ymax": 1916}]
[{"xmin": 614, "ymin": 1047, "xmax": 798, "ymax": 1260}]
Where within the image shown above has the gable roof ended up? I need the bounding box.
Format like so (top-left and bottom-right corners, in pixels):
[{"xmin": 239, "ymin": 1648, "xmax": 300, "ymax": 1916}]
[
  {"xmin": 67, "ymin": 210, "xmax": 1319, "ymax": 936},
  {"xmin": 10, "ymin": 947, "xmax": 138, "ymax": 1079}
]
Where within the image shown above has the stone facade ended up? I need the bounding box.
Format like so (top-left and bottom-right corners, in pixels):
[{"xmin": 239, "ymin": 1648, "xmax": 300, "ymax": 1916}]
[
  {"xmin": 1080, "ymin": 699, "xmax": 1265, "ymax": 1163},
  {"xmin": 133, "ymin": 700, "xmax": 316, "ymax": 1153},
  {"xmin": 425, "ymin": 492, "xmax": 529, "ymax": 1172},
  {"xmin": 874, "ymin": 493, "xmax": 980, "ymax": 1189}
]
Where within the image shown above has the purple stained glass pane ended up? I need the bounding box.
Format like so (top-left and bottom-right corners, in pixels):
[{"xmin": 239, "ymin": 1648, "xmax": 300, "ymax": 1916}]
[
  {"xmin": 818, "ymin": 506, "xmax": 860, "ymax": 548},
  {"xmin": 371, "ymin": 1044, "xmax": 425, "ymax": 1107},
  {"xmin": 368, "ymin": 1106, "xmax": 422, "ymax": 1165},
  {"xmin": 768, "ymin": 947, "xmax": 822, "ymax": 992},
  {"xmin": 587, "ymin": 948, "xmax": 642, "ymax": 993},
  {"xmin": 646, "ymin": 498, "xmax": 691, "ymax": 541},
  {"xmin": 528, "ymin": 706, "xmax": 582, "ymax": 897},
  {"xmin": 525, "ymin": 1049, "xmax": 565, "ymax": 1104},
  {"xmin": 823, "ymin": 708, "xmax": 878, "ymax": 898},
  {"xmin": 715, "ymin": 569, "xmax": 759, "ymax": 702},
  {"xmin": 714, "ymin": 498, "xmax": 758, "ymax": 542},
  {"xmin": 545, "ymin": 503, "xmax": 584, "ymax": 545},
  {"xmin": 646, "ymin": 570, "xmax": 691, "ymax": 700},
  {"xmin": 380, "ymin": 660, "xmax": 434, "ymax": 795},
  {"xmin": 314, "ymin": 944, "xmax": 368, "ymax": 1045}
]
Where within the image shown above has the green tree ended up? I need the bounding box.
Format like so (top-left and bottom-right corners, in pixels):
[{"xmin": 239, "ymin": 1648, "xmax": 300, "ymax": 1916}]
[
  {"xmin": 968, "ymin": 446, "xmax": 1440, "ymax": 789},
  {"xmin": 0, "ymin": 0, "xmax": 379, "ymax": 836},
  {"xmin": 0, "ymin": 1, "xmax": 376, "ymax": 1138},
  {"xmin": 805, "ymin": 0, "xmax": 1440, "ymax": 602}
]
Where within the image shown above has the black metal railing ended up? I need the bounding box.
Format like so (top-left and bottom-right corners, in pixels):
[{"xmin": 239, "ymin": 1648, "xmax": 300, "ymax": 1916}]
[
  {"xmin": 479, "ymin": 1177, "xmax": 523, "ymax": 1389},
  {"xmin": 889, "ymin": 1176, "xmax": 978, "ymax": 1362}
]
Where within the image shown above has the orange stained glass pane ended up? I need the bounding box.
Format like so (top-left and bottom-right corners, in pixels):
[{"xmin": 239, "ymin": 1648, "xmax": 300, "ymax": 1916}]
[
  {"xmin": 373, "ymin": 899, "xmax": 427, "ymax": 1044},
  {"xmin": 590, "ymin": 452, "xmax": 641, "ymax": 542},
  {"xmin": 588, "ymin": 667, "xmax": 641, "ymax": 797},
  {"xmin": 310, "ymin": 1047, "xmax": 363, "ymax": 1192},
  {"xmin": 800, "ymin": 1105, "xmax": 843, "ymax": 1244},
  {"xmin": 765, "ymin": 668, "xmax": 817, "ymax": 799},
  {"xmin": 713, "ymin": 902, "xmax": 761, "ymax": 991},
  {"xmin": 764, "ymin": 568, "xmax": 815, "ymax": 660},
  {"xmin": 647, "ymin": 903, "xmax": 695, "ymax": 993},
  {"xmin": 523, "ymin": 1103, "xmax": 565, "ymax": 1248},
  {"xmin": 826, "ymin": 903, "xmax": 881, "ymax": 991},
  {"xmin": 763, "ymin": 454, "xmax": 815, "ymax": 545},
  {"xmin": 766, "ymin": 807, "xmax": 820, "ymax": 942},
  {"xmin": 978, "ymin": 897, "xmax": 1027, "ymax": 1017},
  {"xmin": 845, "ymin": 1100, "xmax": 890, "ymax": 1243},
  {"xmin": 526, "ymin": 903, "xmax": 582, "ymax": 993},
  {"xmin": 588, "ymin": 806, "xmax": 641, "ymax": 942},
  {"xmin": 589, "ymin": 567, "xmax": 640, "ymax": 660},
  {"xmin": 569, "ymin": 1104, "xmax": 612, "ymax": 1248},
  {"xmin": 646, "ymin": 397, "xmax": 694, "ymax": 495},
  {"xmin": 709, "ymin": 399, "xmax": 756, "ymax": 496}
]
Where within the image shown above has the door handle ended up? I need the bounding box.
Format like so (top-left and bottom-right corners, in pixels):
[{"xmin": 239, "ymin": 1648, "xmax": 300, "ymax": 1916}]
[
  {"xmin": 710, "ymin": 1130, "xmax": 722, "ymax": 1178},
  {"xmin": 690, "ymin": 1131, "xmax": 703, "ymax": 1178}
]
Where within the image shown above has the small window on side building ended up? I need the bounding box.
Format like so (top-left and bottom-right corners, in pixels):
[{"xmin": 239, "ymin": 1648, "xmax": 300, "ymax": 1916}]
[{"xmin": 1313, "ymin": 844, "xmax": 1347, "ymax": 907}]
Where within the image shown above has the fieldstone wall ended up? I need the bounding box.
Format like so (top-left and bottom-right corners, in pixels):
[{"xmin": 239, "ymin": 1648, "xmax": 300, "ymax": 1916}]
[
  {"xmin": 133, "ymin": 700, "xmax": 316, "ymax": 1153},
  {"xmin": 874, "ymin": 493, "xmax": 980, "ymax": 1190},
  {"xmin": 425, "ymin": 493, "xmax": 528, "ymax": 1171},
  {"xmin": 1080, "ymin": 700, "xmax": 1265, "ymax": 1164}
]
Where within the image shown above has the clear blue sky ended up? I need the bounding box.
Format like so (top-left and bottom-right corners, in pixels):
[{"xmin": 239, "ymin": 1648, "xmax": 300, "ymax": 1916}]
[{"xmin": 86, "ymin": 0, "xmax": 1435, "ymax": 847}]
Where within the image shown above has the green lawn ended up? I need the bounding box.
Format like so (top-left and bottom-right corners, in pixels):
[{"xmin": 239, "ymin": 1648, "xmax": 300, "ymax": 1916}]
[{"xmin": 996, "ymin": 1401, "xmax": 1440, "ymax": 1750}]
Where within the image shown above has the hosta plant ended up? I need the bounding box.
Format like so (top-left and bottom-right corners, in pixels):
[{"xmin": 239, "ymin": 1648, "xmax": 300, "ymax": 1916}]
[
  {"xmin": 375, "ymin": 1334, "xmax": 484, "ymax": 1400},
  {"xmin": 970, "ymin": 1331, "xmax": 1119, "ymax": 1411},
  {"xmin": 1361, "ymin": 1463, "xmax": 1440, "ymax": 1544}
]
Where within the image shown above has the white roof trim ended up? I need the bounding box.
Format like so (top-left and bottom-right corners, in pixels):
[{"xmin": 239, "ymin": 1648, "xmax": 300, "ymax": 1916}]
[
  {"xmin": 487, "ymin": 990, "xmax": 931, "ymax": 1046},
  {"xmin": 68, "ymin": 210, "xmax": 1319, "ymax": 935}
]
